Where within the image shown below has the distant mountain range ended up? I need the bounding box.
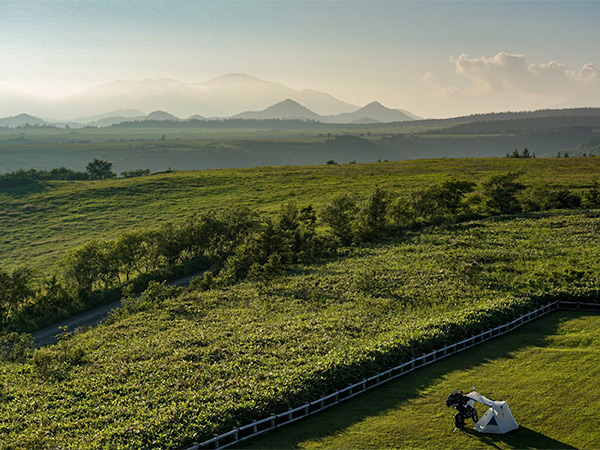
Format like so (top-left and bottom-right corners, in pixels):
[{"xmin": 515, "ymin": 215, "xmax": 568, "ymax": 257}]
[
  {"xmin": 0, "ymin": 113, "xmax": 48, "ymax": 128},
  {"xmin": 231, "ymin": 99, "xmax": 415, "ymax": 123},
  {"xmin": 0, "ymin": 99, "xmax": 418, "ymax": 127},
  {"xmin": 2, "ymin": 104, "xmax": 600, "ymax": 130},
  {"xmin": 0, "ymin": 74, "xmax": 367, "ymax": 119}
]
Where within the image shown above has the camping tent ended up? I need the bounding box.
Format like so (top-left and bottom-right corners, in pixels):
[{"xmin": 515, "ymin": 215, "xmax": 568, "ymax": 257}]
[{"xmin": 466, "ymin": 391, "xmax": 519, "ymax": 434}]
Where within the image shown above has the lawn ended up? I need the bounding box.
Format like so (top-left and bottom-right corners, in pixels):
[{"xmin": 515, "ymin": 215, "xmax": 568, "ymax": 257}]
[
  {"xmin": 1, "ymin": 157, "xmax": 599, "ymax": 271},
  {"xmin": 241, "ymin": 311, "xmax": 600, "ymax": 449}
]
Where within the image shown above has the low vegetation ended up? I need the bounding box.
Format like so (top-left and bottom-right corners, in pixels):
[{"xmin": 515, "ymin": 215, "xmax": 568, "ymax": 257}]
[
  {"xmin": 243, "ymin": 311, "xmax": 600, "ymax": 449},
  {"xmin": 0, "ymin": 210, "xmax": 599, "ymax": 447},
  {"xmin": 1, "ymin": 158, "xmax": 599, "ymax": 273},
  {"xmin": 0, "ymin": 159, "xmax": 151, "ymax": 189},
  {"xmin": 2, "ymin": 164, "xmax": 599, "ymax": 335}
]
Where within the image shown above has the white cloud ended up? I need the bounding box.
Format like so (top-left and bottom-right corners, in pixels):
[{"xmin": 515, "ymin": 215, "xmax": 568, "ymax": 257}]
[{"xmin": 428, "ymin": 52, "xmax": 598, "ymax": 96}]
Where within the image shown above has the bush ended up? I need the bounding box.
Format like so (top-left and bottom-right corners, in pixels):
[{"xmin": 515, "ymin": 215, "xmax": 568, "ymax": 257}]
[
  {"xmin": 584, "ymin": 179, "xmax": 600, "ymax": 208},
  {"xmin": 121, "ymin": 281, "xmax": 181, "ymax": 314},
  {"xmin": 0, "ymin": 267, "xmax": 35, "ymax": 324},
  {"xmin": 522, "ymin": 186, "xmax": 582, "ymax": 211},
  {"xmin": 121, "ymin": 169, "xmax": 151, "ymax": 178},
  {"xmin": 412, "ymin": 179, "xmax": 475, "ymax": 224},
  {"xmin": 356, "ymin": 187, "xmax": 390, "ymax": 241},
  {"xmin": 481, "ymin": 171, "xmax": 526, "ymax": 214},
  {"xmin": 0, "ymin": 332, "xmax": 33, "ymax": 362},
  {"xmin": 322, "ymin": 194, "xmax": 359, "ymax": 245}
]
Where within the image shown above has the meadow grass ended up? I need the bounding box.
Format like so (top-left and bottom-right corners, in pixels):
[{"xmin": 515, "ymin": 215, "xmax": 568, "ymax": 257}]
[
  {"xmin": 1, "ymin": 157, "xmax": 599, "ymax": 271},
  {"xmin": 0, "ymin": 211, "xmax": 599, "ymax": 448},
  {"xmin": 241, "ymin": 311, "xmax": 600, "ymax": 449}
]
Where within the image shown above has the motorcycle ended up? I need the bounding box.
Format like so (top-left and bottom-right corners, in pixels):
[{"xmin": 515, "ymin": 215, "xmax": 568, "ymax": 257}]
[{"xmin": 446, "ymin": 390, "xmax": 478, "ymax": 430}]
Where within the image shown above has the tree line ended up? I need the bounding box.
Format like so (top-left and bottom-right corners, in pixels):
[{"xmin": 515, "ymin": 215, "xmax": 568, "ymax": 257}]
[
  {"xmin": 0, "ymin": 159, "xmax": 151, "ymax": 188},
  {"xmin": 1, "ymin": 171, "xmax": 599, "ymax": 338}
]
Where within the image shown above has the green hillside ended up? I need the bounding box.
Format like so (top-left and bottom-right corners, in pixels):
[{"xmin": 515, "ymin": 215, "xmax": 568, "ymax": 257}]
[
  {"xmin": 1, "ymin": 210, "xmax": 599, "ymax": 448},
  {"xmin": 243, "ymin": 311, "xmax": 600, "ymax": 449},
  {"xmin": 2, "ymin": 157, "xmax": 600, "ymax": 272}
]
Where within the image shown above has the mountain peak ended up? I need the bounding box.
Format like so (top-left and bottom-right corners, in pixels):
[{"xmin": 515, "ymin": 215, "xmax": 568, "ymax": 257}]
[
  {"xmin": 147, "ymin": 110, "xmax": 179, "ymax": 120},
  {"xmin": 233, "ymin": 99, "xmax": 322, "ymax": 121},
  {"xmin": 0, "ymin": 113, "xmax": 46, "ymax": 127},
  {"xmin": 276, "ymin": 98, "xmax": 304, "ymax": 107}
]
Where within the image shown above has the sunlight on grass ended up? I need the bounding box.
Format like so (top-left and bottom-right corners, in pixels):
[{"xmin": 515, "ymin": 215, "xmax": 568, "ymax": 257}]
[{"xmin": 242, "ymin": 312, "xmax": 599, "ymax": 449}]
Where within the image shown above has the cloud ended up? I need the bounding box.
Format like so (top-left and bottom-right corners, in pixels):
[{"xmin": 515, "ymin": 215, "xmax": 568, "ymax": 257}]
[{"xmin": 426, "ymin": 52, "xmax": 599, "ymax": 99}]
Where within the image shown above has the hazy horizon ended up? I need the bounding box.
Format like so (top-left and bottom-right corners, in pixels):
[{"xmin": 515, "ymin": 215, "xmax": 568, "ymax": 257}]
[{"xmin": 1, "ymin": 0, "xmax": 599, "ymax": 119}]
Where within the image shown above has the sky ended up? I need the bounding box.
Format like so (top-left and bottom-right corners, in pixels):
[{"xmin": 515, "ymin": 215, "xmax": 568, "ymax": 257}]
[{"xmin": 1, "ymin": 0, "xmax": 599, "ymax": 118}]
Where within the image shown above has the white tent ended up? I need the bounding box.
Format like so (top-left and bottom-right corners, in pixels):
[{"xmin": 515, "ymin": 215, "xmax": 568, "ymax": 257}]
[{"xmin": 465, "ymin": 391, "xmax": 519, "ymax": 434}]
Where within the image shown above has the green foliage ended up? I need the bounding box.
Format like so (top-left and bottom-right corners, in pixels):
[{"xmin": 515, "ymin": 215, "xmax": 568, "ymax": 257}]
[
  {"xmin": 86, "ymin": 158, "xmax": 116, "ymax": 180},
  {"xmin": 32, "ymin": 340, "xmax": 87, "ymax": 380},
  {"xmin": 0, "ymin": 267, "xmax": 35, "ymax": 323},
  {"xmin": 411, "ymin": 179, "xmax": 476, "ymax": 224},
  {"xmin": 1, "ymin": 211, "xmax": 599, "ymax": 448},
  {"xmin": 481, "ymin": 171, "xmax": 526, "ymax": 214},
  {"xmin": 246, "ymin": 313, "xmax": 600, "ymax": 450},
  {"xmin": 506, "ymin": 147, "xmax": 534, "ymax": 158},
  {"xmin": 584, "ymin": 178, "xmax": 600, "ymax": 208},
  {"xmin": 120, "ymin": 281, "xmax": 181, "ymax": 315},
  {"xmin": 120, "ymin": 169, "xmax": 151, "ymax": 178},
  {"xmin": 321, "ymin": 194, "xmax": 359, "ymax": 245},
  {"xmin": 1, "ymin": 157, "xmax": 599, "ymax": 273},
  {"xmin": 0, "ymin": 167, "xmax": 88, "ymax": 188},
  {"xmin": 355, "ymin": 187, "xmax": 390, "ymax": 241},
  {"xmin": 521, "ymin": 186, "xmax": 582, "ymax": 211},
  {"xmin": 0, "ymin": 332, "xmax": 33, "ymax": 362}
]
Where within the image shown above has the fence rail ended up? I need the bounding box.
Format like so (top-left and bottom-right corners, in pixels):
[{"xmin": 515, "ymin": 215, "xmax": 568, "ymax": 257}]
[{"xmin": 189, "ymin": 301, "xmax": 597, "ymax": 449}]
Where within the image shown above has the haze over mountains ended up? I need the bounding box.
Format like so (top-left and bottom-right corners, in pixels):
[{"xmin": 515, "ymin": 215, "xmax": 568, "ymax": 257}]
[
  {"xmin": 0, "ymin": 74, "xmax": 377, "ymax": 120},
  {"xmin": 0, "ymin": 92, "xmax": 419, "ymax": 127}
]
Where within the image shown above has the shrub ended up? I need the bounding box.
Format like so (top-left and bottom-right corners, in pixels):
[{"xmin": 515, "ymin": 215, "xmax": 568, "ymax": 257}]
[
  {"xmin": 0, "ymin": 332, "xmax": 33, "ymax": 362},
  {"xmin": 481, "ymin": 171, "xmax": 526, "ymax": 214},
  {"xmin": 121, "ymin": 169, "xmax": 151, "ymax": 178},
  {"xmin": 522, "ymin": 186, "xmax": 582, "ymax": 211},
  {"xmin": 584, "ymin": 179, "xmax": 600, "ymax": 208},
  {"xmin": 321, "ymin": 194, "xmax": 359, "ymax": 245},
  {"xmin": 412, "ymin": 179, "xmax": 475, "ymax": 224},
  {"xmin": 356, "ymin": 187, "xmax": 390, "ymax": 240}
]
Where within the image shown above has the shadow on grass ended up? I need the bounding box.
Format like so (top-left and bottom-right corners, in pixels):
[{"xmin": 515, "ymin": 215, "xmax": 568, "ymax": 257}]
[
  {"xmin": 238, "ymin": 312, "xmax": 582, "ymax": 449},
  {"xmin": 0, "ymin": 180, "xmax": 48, "ymax": 197},
  {"xmin": 462, "ymin": 427, "xmax": 576, "ymax": 449}
]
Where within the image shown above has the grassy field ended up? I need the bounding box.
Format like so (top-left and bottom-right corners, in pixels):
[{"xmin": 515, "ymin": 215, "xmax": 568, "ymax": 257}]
[
  {"xmin": 242, "ymin": 311, "xmax": 600, "ymax": 449},
  {"xmin": 2, "ymin": 157, "xmax": 600, "ymax": 271},
  {"xmin": 0, "ymin": 210, "xmax": 599, "ymax": 448}
]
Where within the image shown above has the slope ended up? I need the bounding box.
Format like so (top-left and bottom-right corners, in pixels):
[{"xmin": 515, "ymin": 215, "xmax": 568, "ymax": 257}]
[
  {"xmin": 244, "ymin": 311, "xmax": 600, "ymax": 449},
  {"xmin": 1, "ymin": 211, "xmax": 599, "ymax": 448},
  {"xmin": 1, "ymin": 157, "xmax": 599, "ymax": 272}
]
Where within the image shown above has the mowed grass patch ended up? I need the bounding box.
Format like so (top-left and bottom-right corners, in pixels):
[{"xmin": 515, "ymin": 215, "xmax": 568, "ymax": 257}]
[
  {"xmin": 241, "ymin": 311, "xmax": 600, "ymax": 450},
  {"xmin": 1, "ymin": 157, "xmax": 600, "ymax": 271}
]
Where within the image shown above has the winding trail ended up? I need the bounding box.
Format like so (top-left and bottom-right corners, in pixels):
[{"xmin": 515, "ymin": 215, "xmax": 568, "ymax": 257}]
[{"xmin": 32, "ymin": 272, "xmax": 203, "ymax": 347}]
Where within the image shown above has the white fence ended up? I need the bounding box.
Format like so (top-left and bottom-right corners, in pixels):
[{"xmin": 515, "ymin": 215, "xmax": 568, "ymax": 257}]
[{"xmin": 190, "ymin": 301, "xmax": 599, "ymax": 449}]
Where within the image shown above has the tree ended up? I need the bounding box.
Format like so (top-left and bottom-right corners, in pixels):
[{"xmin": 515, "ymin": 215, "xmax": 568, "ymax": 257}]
[
  {"xmin": 481, "ymin": 171, "xmax": 526, "ymax": 214},
  {"xmin": 412, "ymin": 179, "xmax": 475, "ymax": 223},
  {"xmin": 86, "ymin": 159, "xmax": 116, "ymax": 180},
  {"xmin": 0, "ymin": 267, "xmax": 34, "ymax": 322},
  {"xmin": 584, "ymin": 178, "xmax": 600, "ymax": 208},
  {"xmin": 322, "ymin": 194, "xmax": 358, "ymax": 245},
  {"xmin": 356, "ymin": 187, "xmax": 390, "ymax": 240}
]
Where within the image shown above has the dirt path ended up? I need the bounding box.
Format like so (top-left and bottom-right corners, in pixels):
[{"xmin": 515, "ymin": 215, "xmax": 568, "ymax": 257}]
[{"xmin": 32, "ymin": 272, "xmax": 203, "ymax": 347}]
